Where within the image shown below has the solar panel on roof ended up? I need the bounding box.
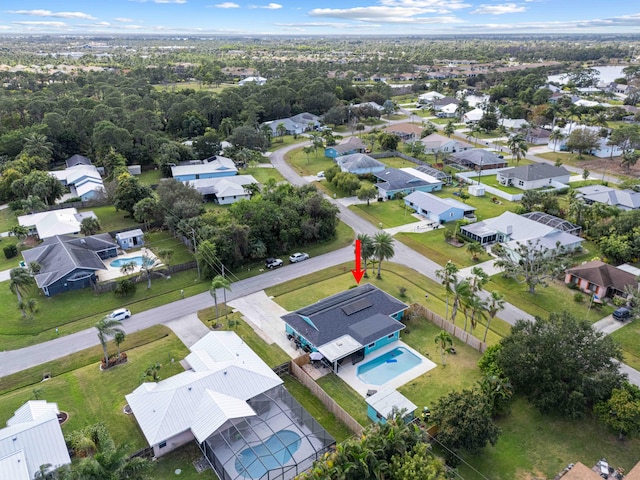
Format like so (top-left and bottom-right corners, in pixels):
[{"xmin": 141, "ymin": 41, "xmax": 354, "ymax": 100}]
[
  {"xmin": 341, "ymin": 298, "xmax": 373, "ymax": 316},
  {"xmin": 298, "ymin": 285, "xmax": 374, "ymax": 316}
]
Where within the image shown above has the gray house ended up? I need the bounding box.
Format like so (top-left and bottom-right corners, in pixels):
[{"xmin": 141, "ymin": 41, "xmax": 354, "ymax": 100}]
[
  {"xmin": 115, "ymin": 229, "xmax": 145, "ymax": 250},
  {"xmin": 497, "ymin": 164, "xmax": 570, "ymax": 190},
  {"xmin": 336, "ymin": 154, "xmax": 386, "ymax": 175},
  {"xmin": 22, "ymin": 234, "xmax": 117, "ymax": 296},
  {"xmin": 404, "ymin": 191, "xmax": 476, "ymax": 224},
  {"xmin": 374, "ymin": 168, "xmax": 443, "ymax": 199}
]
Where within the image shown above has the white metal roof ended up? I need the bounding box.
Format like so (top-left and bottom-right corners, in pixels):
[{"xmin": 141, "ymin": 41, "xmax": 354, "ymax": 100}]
[
  {"xmin": 126, "ymin": 331, "xmax": 283, "ymax": 446},
  {"xmin": 365, "ymin": 388, "xmax": 417, "ymax": 418},
  {"xmin": 317, "ymin": 334, "xmax": 362, "ymax": 362},
  {"xmin": 171, "ymin": 157, "xmax": 237, "ymax": 177},
  {"xmin": 7, "ymin": 401, "xmax": 59, "ymax": 426},
  {"xmin": 18, "ymin": 208, "xmax": 77, "ymax": 228},
  {"xmin": 0, "ymin": 402, "xmax": 70, "ymax": 480}
]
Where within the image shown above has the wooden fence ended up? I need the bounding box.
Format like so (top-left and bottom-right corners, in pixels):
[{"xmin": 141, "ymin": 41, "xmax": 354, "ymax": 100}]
[
  {"xmin": 370, "ymin": 150, "xmax": 427, "ymax": 167},
  {"xmin": 93, "ymin": 260, "xmax": 197, "ymax": 294},
  {"xmin": 408, "ymin": 303, "xmax": 487, "ymax": 353},
  {"xmin": 288, "ymin": 359, "xmax": 364, "ymax": 436}
]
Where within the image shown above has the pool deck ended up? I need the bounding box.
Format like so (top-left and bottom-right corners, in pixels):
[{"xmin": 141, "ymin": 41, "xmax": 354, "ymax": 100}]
[
  {"xmin": 337, "ymin": 341, "xmax": 437, "ymax": 397},
  {"xmin": 97, "ymin": 247, "xmax": 160, "ymax": 282}
]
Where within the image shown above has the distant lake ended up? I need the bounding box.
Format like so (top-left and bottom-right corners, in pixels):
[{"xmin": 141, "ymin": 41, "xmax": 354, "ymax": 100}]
[{"xmin": 548, "ymin": 65, "xmax": 628, "ymax": 85}]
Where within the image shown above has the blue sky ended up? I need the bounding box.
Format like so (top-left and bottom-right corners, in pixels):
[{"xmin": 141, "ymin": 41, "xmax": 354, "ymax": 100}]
[{"xmin": 1, "ymin": 1, "xmax": 639, "ymax": 35}]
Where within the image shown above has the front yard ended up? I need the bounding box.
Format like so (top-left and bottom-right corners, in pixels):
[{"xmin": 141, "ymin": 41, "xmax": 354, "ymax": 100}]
[
  {"xmin": 350, "ymin": 200, "xmax": 417, "ymax": 228},
  {"xmin": 397, "ymin": 230, "xmax": 491, "ymax": 267},
  {"xmin": 286, "ymin": 146, "xmax": 335, "ymax": 177}
]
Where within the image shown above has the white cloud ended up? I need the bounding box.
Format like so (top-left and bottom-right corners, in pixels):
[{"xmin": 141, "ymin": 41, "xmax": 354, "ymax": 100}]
[
  {"xmin": 130, "ymin": 0, "xmax": 187, "ymax": 3},
  {"xmin": 309, "ymin": 6, "xmax": 464, "ymax": 24},
  {"xmin": 214, "ymin": 2, "xmax": 240, "ymax": 8},
  {"xmin": 13, "ymin": 21, "xmax": 68, "ymax": 27},
  {"xmin": 114, "ymin": 17, "xmax": 134, "ymax": 22},
  {"xmin": 275, "ymin": 21, "xmax": 381, "ymax": 29},
  {"xmin": 455, "ymin": 13, "xmax": 640, "ymax": 32},
  {"xmin": 262, "ymin": 3, "xmax": 283, "ymax": 9},
  {"xmin": 7, "ymin": 10, "xmax": 96, "ymax": 20},
  {"xmin": 378, "ymin": 0, "xmax": 470, "ymax": 10},
  {"xmin": 471, "ymin": 3, "xmax": 526, "ymax": 15}
]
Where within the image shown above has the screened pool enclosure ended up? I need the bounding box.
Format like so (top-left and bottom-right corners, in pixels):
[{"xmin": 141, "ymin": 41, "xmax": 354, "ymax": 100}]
[{"xmin": 201, "ymin": 385, "xmax": 335, "ymax": 480}]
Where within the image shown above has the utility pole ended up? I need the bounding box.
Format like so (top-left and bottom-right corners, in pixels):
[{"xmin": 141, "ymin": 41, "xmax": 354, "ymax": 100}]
[{"xmin": 192, "ymin": 229, "xmax": 201, "ymax": 280}]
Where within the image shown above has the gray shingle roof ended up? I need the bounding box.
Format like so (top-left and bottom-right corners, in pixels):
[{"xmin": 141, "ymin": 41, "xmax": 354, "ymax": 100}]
[
  {"xmin": 500, "ymin": 163, "xmax": 569, "ymax": 181},
  {"xmin": 374, "ymin": 168, "xmax": 441, "ymax": 192},
  {"xmin": 405, "ymin": 191, "xmax": 475, "ymax": 216},
  {"xmin": 22, "ymin": 234, "xmax": 115, "ymax": 288},
  {"xmin": 451, "ymin": 149, "xmax": 506, "ymax": 167},
  {"xmin": 337, "ymin": 153, "xmax": 385, "ymax": 173},
  {"xmin": 281, "ymin": 284, "xmax": 408, "ymax": 348}
]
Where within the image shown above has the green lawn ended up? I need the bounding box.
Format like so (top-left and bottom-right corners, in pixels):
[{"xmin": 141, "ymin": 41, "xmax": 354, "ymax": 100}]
[
  {"xmin": 80, "ymin": 205, "xmax": 142, "ymax": 233},
  {"xmin": 350, "ymin": 200, "xmax": 419, "ymax": 228},
  {"xmin": 151, "ymin": 442, "xmax": 217, "ymax": 480},
  {"xmin": 267, "ymin": 135, "xmax": 308, "ymax": 150},
  {"xmin": 536, "ymin": 151, "xmax": 607, "ymax": 170},
  {"xmin": 136, "ymin": 169, "xmax": 163, "ymax": 186},
  {"xmin": 239, "ymin": 166, "xmax": 286, "ymax": 185},
  {"xmin": 145, "ymin": 230, "xmax": 194, "ymax": 265},
  {"xmin": 397, "ymin": 230, "xmax": 491, "ymax": 268},
  {"xmin": 0, "ymin": 207, "xmax": 17, "ymax": 232},
  {"xmin": 609, "ymin": 319, "xmax": 640, "ymax": 371},
  {"xmin": 475, "ymin": 174, "xmax": 525, "ymax": 195},
  {"xmin": 433, "ymin": 187, "xmax": 519, "ymax": 221},
  {"xmin": 376, "ymin": 155, "xmax": 421, "ymax": 169},
  {"xmin": 0, "ymin": 240, "xmax": 29, "ymax": 271},
  {"xmin": 487, "ymin": 276, "xmax": 613, "ymax": 323},
  {"xmin": 286, "ymin": 147, "xmax": 335, "ymax": 177},
  {"xmin": 153, "ymin": 81, "xmax": 236, "ymax": 94},
  {"xmin": 0, "ymin": 330, "xmax": 190, "ymax": 450}
]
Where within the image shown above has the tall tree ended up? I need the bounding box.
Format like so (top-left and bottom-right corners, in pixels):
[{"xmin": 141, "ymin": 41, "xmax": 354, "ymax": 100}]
[
  {"xmin": 507, "ymin": 133, "xmax": 528, "ymax": 165},
  {"xmin": 80, "ymin": 216, "xmax": 101, "ymax": 236},
  {"xmin": 9, "ymin": 267, "xmax": 33, "ymax": 303},
  {"xmin": 210, "ymin": 275, "xmax": 231, "ymax": 327},
  {"xmin": 436, "ymin": 260, "xmax": 459, "ymax": 321},
  {"xmin": 434, "ymin": 330, "xmax": 453, "ymax": 366},
  {"xmin": 95, "ymin": 317, "xmax": 125, "ymax": 367},
  {"xmin": 483, "ymin": 291, "xmax": 505, "ymax": 342},
  {"xmin": 449, "ymin": 278, "xmax": 471, "ymax": 325},
  {"xmin": 373, "ymin": 231, "xmax": 395, "ymax": 279},
  {"xmin": 549, "ymin": 129, "xmax": 564, "ymax": 152},
  {"xmin": 113, "ymin": 173, "xmax": 153, "ymax": 217},
  {"xmin": 356, "ymin": 233, "xmax": 375, "ymax": 277}
]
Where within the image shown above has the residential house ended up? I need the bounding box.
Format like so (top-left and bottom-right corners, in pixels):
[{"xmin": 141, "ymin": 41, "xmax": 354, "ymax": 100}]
[
  {"xmin": 126, "ymin": 331, "xmax": 334, "ymax": 479},
  {"xmin": 420, "ymin": 133, "xmax": 472, "ymax": 154},
  {"xmin": 50, "ymin": 164, "xmax": 105, "ymax": 201},
  {"xmin": 115, "ymin": 228, "xmax": 145, "ymax": 250},
  {"xmin": 417, "ymin": 91, "xmax": 445, "ymax": 104},
  {"xmin": 430, "ymin": 97, "xmax": 459, "ymax": 111},
  {"xmin": 460, "ymin": 211, "xmax": 583, "ymax": 253},
  {"xmin": 64, "ymin": 154, "xmax": 92, "ymax": 168},
  {"xmin": 497, "ymin": 164, "xmax": 570, "ymax": 190},
  {"xmin": 373, "ymin": 168, "xmax": 443, "ymax": 199},
  {"xmin": 500, "ymin": 118, "xmax": 529, "ymax": 131},
  {"xmin": 351, "ymin": 101, "xmax": 384, "ymax": 112},
  {"xmin": 290, "ymin": 112, "xmax": 321, "ymax": 130},
  {"xmin": 238, "ymin": 76, "xmax": 266, "ymax": 86},
  {"xmin": 549, "ymin": 124, "xmax": 623, "ymax": 158},
  {"xmin": 325, "ymin": 137, "xmax": 367, "ymax": 158},
  {"xmin": 465, "ymin": 93, "xmax": 490, "ymax": 108},
  {"xmin": 523, "ymin": 127, "xmax": 551, "ymax": 145},
  {"xmin": 462, "ymin": 108, "xmax": 484, "ymax": 123},
  {"xmin": 187, "ymin": 175, "xmax": 258, "ymax": 204},
  {"xmin": 383, "ymin": 123, "xmax": 422, "ymax": 142},
  {"xmin": 404, "ymin": 191, "xmax": 476, "ymax": 224},
  {"xmin": 436, "ymin": 103, "xmax": 458, "ymax": 118},
  {"xmin": 18, "ymin": 208, "xmax": 98, "ymax": 239},
  {"xmin": 336, "ymin": 154, "xmax": 386, "ymax": 175},
  {"xmin": 565, "ymin": 260, "xmax": 637, "ymax": 300},
  {"xmin": 575, "ymin": 185, "xmax": 640, "ymax": 211},
  {"xmin": 0, "ymin": 401, "xmax": 71, "ymax": 480},
  {"xmin": 281, "ymin": 284, "xmax": 409, "ymax": 373},
  {"xmin": 262, "ymin": 113, "xmax": 320, "ymax": 136},
  {"xmin": 171, "ymin": 156, "xmax": 238, "ymax": 181},
  {"xmin": 366, "ymin": 389, "xmax": 417, "ymax": 424},
  {"xmin": 22, "ymin": 234, "xmax": 118, "ymax": 296},
  {"xmin": 449, "ymin": 149, "xmax": 508, "ymax": 171}
]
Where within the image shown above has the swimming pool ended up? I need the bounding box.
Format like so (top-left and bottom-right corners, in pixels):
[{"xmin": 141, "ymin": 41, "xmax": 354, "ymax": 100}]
[
  {"xmin": 357, "ymin": 347, "xmax": 422, "ymax": 385},
  {"xmin": 235, "ymin": 429, "xmax": 302, "ymax": 479},
  {"xmin": 109, "ymin": 256, "xmax": 149, "ymax": 268}
]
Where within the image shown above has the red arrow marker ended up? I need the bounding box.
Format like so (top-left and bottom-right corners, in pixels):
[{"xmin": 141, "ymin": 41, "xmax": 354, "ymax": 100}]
[{"xmin": 352, "ymin": 239, "xmax": 365, "ymax": 284}]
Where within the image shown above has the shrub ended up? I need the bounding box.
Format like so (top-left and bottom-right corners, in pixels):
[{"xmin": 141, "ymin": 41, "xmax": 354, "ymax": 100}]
[
  {"xmin": 62, "ymin": 196, "xmax": 82, "ymax": 204},
  {"xmin": 114, "ymin": 278, "xmax": 136, "ymax": 297},
  {"xmin": 574, "ymin": 292, "xmax": 585, "ymax": 303},
  {"xmin": 398, "ymin": 286, "xmax": 408, "ymax": 298},
  {"xmin": 3, "ymin": 244, "xmax": 18, "ymax": 259}
]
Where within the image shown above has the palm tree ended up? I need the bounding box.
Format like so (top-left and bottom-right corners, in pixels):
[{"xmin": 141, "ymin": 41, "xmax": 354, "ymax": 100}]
[
  {"xmin": 435, "ymin": 260, "xmax": 459, "ymax": 321},
  {"xmin": 549, "ymin": 129, "xmax": 564, "ymax": 152},
  {"xmin": 219, "ymin": 117, "xmax": 236, "ymax": 138},
  {"xmin": 9, "ymin": 267, "xmax": 33, "ymax": 303},
  {"xmin": 21, "ymin": 195, "xmax": 46, "ymax": 214},
  {"xmin": 22, "ymin": 132, "xmax": 53, "ymax": 160},
  {"xmin": 356, "ymin": 233, "xmax": 375, "ymax": 277},
  {"xmin": 80, "ymin": 216, "xmax": 101, "ymax": 236},
  {"xmin": 302, "ymin": 145, "xmax": 314, "ymax": 163},
  {"xmin": 483, "ymin": 291, "xmax": 505, "ymax": 342},
  {"xmin": 466, "ymin": 242, "xmax": 484, "ymax": 262},
  {"xmin": 467, "ymin": 294, "xmax": 487, "ymax": 333},
  {"xmin": 467, "ymin": 266, "xmax": 489, "ymax": 293},
  {"xmin": 139, "ymin": 255, "xmax": 158, "ymax": 289},
  {"xmin": 95, "ymin": 316, "xmax": 125, "ymax": 368},
  {"xmin": 450, "ymin": 278, "xmax": 471, "ymax": 325},
  {"xmin": 443, "ymin": 121, "xmax": 455, "ymax": 138},
  {"xmin": 276, "ymin": 122, "xmax": 287, "ymax": 138},
  {"xmin": 210, "ymin": 274, "xmax": 231, "ymax": 327},
  {"xmin": 114, "ymin": 331, "xmax": 126, "ymax": 358},
  {"xmin": 17, "ymin": 298, "xmax": 38, "ymax": 319},
  {"xmin": 507, "ymin": 134, "xmax": 528, "ymax": 165},
  {"xmin": 434, "ymin": 330, "xmax": 453, "ymax": 366},
  {"xmin": 372, "ymin": 231, "xmax": 395, "ymax": 279},
  {"xmin": 119, "ymin": 261, "xmax": 137, "ymax": 277}
]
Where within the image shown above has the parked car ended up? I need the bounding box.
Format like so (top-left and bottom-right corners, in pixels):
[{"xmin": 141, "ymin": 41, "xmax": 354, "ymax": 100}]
[
  {"xmin": 317, "ymin": 171, "xmax": 325, "ymax": 178},
  {"xmin": 613, "ymin": 306, "xmax": 631, "ymax": 320},
  {"xmin": 289, "ymin": 252, "xmax": 309, "ymax": 263},
  {"xmin": 109, "ymin": 308, "xmax": 131, "ymax": 321},
  {"xmin": 265, "ymin": 258, "xmax": 283, "ymax": 269}
]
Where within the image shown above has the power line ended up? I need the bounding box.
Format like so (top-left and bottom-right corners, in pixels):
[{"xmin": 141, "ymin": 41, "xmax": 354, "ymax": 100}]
[{"xmin": 425, "ymin": 431, "xmax": 492, "ymax": 480}]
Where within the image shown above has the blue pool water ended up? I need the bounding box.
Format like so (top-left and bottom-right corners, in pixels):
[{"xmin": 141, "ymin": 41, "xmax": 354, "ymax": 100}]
[
  {"xmin": 357, "ymin": 347, "xmax": 422, "ymax": 385},
  {"xmin": 235, "ymin": 430, "xmax": 302, "ymax": 479},
  {"xmin": 109, "ymin": 256, "xmax": 148, "ymax": 268}
]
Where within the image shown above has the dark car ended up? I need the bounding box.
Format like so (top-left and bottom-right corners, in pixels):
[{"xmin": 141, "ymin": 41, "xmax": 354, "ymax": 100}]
[
  {"xmin": 265, "ymin": 258, "xmax": 283, "ymax": 269},
  {"xmin": 613, "ymin": 307, "xmax": 631, "ymax": 320}
]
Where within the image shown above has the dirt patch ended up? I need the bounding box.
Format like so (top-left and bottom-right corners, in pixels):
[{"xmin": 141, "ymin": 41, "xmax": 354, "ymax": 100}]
[
  {"xmin": 446, "ymin": 238, "xmax": 465, "ymax": 248},
  {"xmin": 567, "ymin": 156, "xmax": 640, "ymax": 179}
]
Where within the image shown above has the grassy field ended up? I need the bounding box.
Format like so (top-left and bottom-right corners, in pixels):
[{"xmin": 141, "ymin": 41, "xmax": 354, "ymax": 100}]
[
  {"xmin": 0, "ymin": 207, "xmax": 17, "ymax": 232},
  {"xmin": 80, "ymin": 205, "xmax": 142, "ymax": 233},
  {"xmin": 267, "ymin": 135, "xmax": 308, "ymax": 150},
  {"xmin": 153, "ymin": 81, "xmax": 236, "ymax": 93},
  {"xmin": 286, "ymin": 147, "xmax": 335, "ymax": 177},
  {"xmin": 397, "ymin": 230, "xmax": 491, "ymax": 268},
  {"xmin": 377, "ymin": 155, "xmax": 423, "ymax": 169},
  {"xmin": 609, "ymin": 317, "xmax": 640, "ymax": 370},
  {"xmin": 239, "ymin": 166, "xmax": 286, "ymax": 184},
  {"xmin": 476, "ymin": 174, "xmax": 525, "ymax": 195},
  {"xmin": 433, "ymin": 187, "xmax": 519, "ymax": 221},
  {"xmin": 350, "ymin": 200, "xmax": 417, "ymax": 228},
  {"xmin": 145, "ymin": 230, "xmax": 194, "ymax": 264},
  {"xmin": 136, "ymin": 169, "xmax": 163, "ymax": 186},
  {"xmin": 0, "ymin": 330, "xmax": 189, "ymax": 450}
]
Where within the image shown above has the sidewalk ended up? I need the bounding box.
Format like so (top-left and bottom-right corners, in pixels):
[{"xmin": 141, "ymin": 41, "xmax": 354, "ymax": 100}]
[{"xmin": 458, "ymin": 258, "xmax": 503, "ymax": 278}]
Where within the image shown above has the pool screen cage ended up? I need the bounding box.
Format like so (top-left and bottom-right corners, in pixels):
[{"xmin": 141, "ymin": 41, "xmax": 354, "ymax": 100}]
[{"xmin": 201, "ymin": 385, "xmax": 335, "ymax": 480}]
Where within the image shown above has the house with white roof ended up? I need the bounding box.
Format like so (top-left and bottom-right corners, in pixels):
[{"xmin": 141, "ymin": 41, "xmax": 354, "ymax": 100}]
[
  {"xmin": 238, "ymin": 76, "xmax": 266, "ymax": 86},
  {"xmin": 460, "ymin": 211, "xmax": 583, "ymax": 254},
  {"xmin": 18, "ymin": 208, "xmax": 98, "ymax": 239},
  {"xmin": 462, "ymin": 108, "xmax": 484, "ymax": 123},
  {"xmin": 418, "ymin": 91, "xmax": 445, "ymax": 104},
  {"xmin": 186, "ymin": 174, "xmax": 258, "ymax": 204},
  {"xmin": 366, "ymin": 388, "xmax": 417, "ymax": 424},
  {"xmin": 171, "ymin": 156, "xmax": 238, "ymax": 182},
  {"xmin": 500, "ymin": 118, "xmax": 529, "ymax": 131},
  {"xmin": 575, "ymin": 185, "xmax": 640, "ymax": 211},
  {"xmin": 404, "ymin": 191, "xmax": 476, "ymax": 224},
  {"xmin": 50, "ymin": 164, "xmax": 105, "ymax": 201},
  {"xmin": 420, "ymin": 133, "xmax": 472, "ymax": 154},
  {"xmin": 549, "ymin": 124, "xmax": 623, "ymax": 158},
  {"xmin": 0, "ymin": 401, "xmax": 71, "ymax": 480},
  {"xmin": 126, "ymin": 331, "xmax": 334, "ymax": 480}
]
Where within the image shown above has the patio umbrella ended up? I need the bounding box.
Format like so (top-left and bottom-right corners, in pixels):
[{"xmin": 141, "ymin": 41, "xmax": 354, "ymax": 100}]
[{"xmin": 309, "ymin": 352, "xmax": 323, "ymax": 361}]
